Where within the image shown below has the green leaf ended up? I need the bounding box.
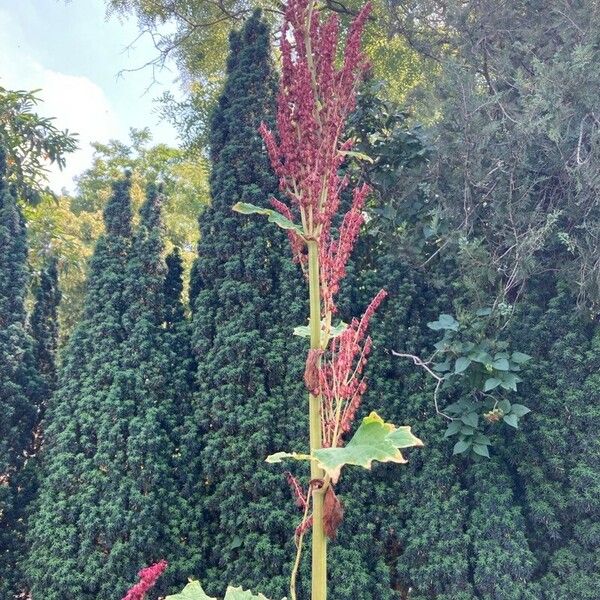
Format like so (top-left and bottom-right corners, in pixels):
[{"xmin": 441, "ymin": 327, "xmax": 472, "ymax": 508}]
[
  {"xmin": 166, "ymin": 581, "xmax": 216, "ymax": 600},
  {"xmin": 471, "ymin": 351, "xmax": 493, "ymax": 364},
  {"xmin": 499, "ymin": 372, "xmax": 522, "ymax": 391},
  {"xmin": 427, "ymin": 314, "xmax": 459, "ymax": 331},
  {"xmin": 476, "ymin": 307, "xmax": 492, "ymax": 316},
  {"xmin": 484, "ymin": 377, "xmax": 502, "ymax": 392},
  {"xmin": 444, "ymin": 420, "xmax": 462, "ymax": 437},
  {"xmin": 225, "ymin": 587, "xmax": 276, "ymax": 600},
  {"xmin": 461, "ymin": 412, "xmax": 479, "ymax": 428},
  {"xmin": 498, "ymin": 399, "xmax": 512, "ymax": 414},
  {"xmin": 454, "ymin": 357, "xmax": 471, "ymax": 374},
  {"xmin": 472, "ymin": 443, "xmax": 490, "ymax": 458},
  {"xmin": 453, "ymin": 439, "xmax": 471, "ymax": 455},
  {"xmin": 293, "ymin": 321, "xmax": 347, "ymax": 340},
  {"xmin": 433, "ymin": 360, "xmax": 451, "ymax": 372},
  {"xmin": 313, "ymin": 412, "xmax": 423, "ymax": 482},
  {"xmin": 510, "ymin": 403, "xmax": 531, "ymax": 417},
  {"xmin": 474, "ymin": 434, "xmax": 492, "ymax": 445},
  {"xmin": 329, "ymin": 321, "xmax": 348, "ymax": 338},
  {"xmin": 492, "ymin": 358, "xmax": 510, "ymax": 371},
  {"xmin": 339, "ymin": 149, "xmax": 374, "ymax": 163},
  {"xmin": 232, "ymin": 202, "xmax": 303, "ymax": 234},
  {"xmin": 265, "ymin": 451, "xmax": 312, "ymax": 464},
  {"xmin": 166, "ymin": 581, "xmax": 280, "ymax": 600},
  {"xmin": 511, "ymin": 351, "xmax": 532, "ymax": 364},
  {"xmin": 293, "ymin": 325, "xmax": 310, "ymax": 338},
  {"xmin": 503, "ymin": 413, "xmax": 519, "ymax": 428}
]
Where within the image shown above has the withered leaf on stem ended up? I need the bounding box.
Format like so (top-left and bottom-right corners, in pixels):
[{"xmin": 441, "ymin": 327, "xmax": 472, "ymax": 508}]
[
  {"xmin": 323, "ymin": 486, "xmax": 344, "ymax": 540},
  {"xmin": 304, "ymin": 348, "xmax": 323, "ymax": 395}
]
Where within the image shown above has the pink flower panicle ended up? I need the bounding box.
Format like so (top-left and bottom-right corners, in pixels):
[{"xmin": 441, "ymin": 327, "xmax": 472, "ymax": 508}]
[
  {"xmin": 319, "ymin": 289, "xmax": 388, "ymax": 447},
  {"xmin": 285, "ymin": 471, "xmax": 308, "ymax": 510},
  {"xmin": 121, "ymin": 560, "xmax": 168, "ymax": 600},
  {"xmin": 260, "ymin": 0, "xmax": 373, "ymax": 312}
]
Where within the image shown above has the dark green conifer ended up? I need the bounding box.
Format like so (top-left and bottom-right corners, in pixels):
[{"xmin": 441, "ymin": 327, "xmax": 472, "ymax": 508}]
[
  {"xmin": 183, "ymin": 11, "xmax": 306, "ymax": 598},
  {"xmin": 26, "ymin": 176, "xmax": 134, "ymax": 600},
  {"xmin": 31, "ymin": 257, "xmax": 61, "ymax": 401},
  {"xmin": 0, "ymin": 146, "xmax": 42, "ymax": 598},
  {"xmin": 28, "ymin": 180, "xmax": 194, "ymax": 598}
]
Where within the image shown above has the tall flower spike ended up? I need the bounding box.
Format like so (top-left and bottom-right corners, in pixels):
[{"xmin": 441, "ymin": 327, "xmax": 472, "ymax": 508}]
[
  {"xmin": 260, "ymin": 0, "xmax": 372, "ymax": 313},
  {"xmin": 319, "ymin": 289, "xmax": 388, "ymax": 447}
]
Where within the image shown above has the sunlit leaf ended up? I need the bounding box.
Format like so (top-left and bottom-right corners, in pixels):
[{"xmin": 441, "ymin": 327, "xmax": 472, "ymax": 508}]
[
  {"xmin": 232, "ymin": 202, "xmax": 303, "ymax": 234},
  {"xmin": 313, "ymin": 412, "xmax": 423, "ymax": 482}
]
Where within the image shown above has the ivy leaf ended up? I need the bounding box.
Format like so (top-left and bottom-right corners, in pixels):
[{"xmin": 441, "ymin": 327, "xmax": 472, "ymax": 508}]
[
  {"xmin": 427, "ymin": 314, "xmax": 459, "ymax": 331},
  {"xmin": 453, "ymin": 439, "xmax": 471, "ymax": 455},
  {"xmin": 472, "ymin": 443, "xmax": 490, "ymax": 458},
  {"xmin": 484, "ymin": 377, "xmax": 502, "ymax": 392},
  {"xmin": 510, "ymin": 404, "xmax": 531, "ymax": 417},
  {"xmin": 471, "ymin": 351, "xmax": 494, "ymax": 364},
  {"xmin": 498, "ymin": 399, "xmax": 511, "ymax": 413},
  {"xmin": 444, "ymin": 420, "xmax": 462, "ymax": 437},
  {"xmin": 511, "ymin": 351, "xmax": 532, "ymax": 364},
  {"xmin": 499, "ymin": 372, "xmax": 522, "ymax": 391},
  {"xmin": 492, "ymin": 358, "xmax": 510, "ymax": 371},
  {"xmin": 461, "ymin": 413, "xmax": 479, "ymax": 428},
  {"xmin": 433, "ymin": 360, "xmax": 451, "ymax": 372},
  {"xmin": 454, "ymin": 357, "xmax": 471, "ymax": 374},
  {"xmin": 503, "ymin": 413, "xmax": 519, "ymax": 428},
  {"xmin": 313, "ymin": 412, "xmax": 423, "ymax": 483},
  {"xmin": 232, "ymin": 202, "xmax": 303, "ymax": 234}
]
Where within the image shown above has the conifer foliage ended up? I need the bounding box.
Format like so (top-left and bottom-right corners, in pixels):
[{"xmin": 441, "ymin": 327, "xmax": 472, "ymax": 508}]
[
  {"xmin": 27, "ymin": 177, "xmax": 191, "ymax": 599},
  {"xmin": 0, "ymin": 146, "xmax": 42, "ymax": 597},
  {"xmin": 184, "ymin": 10, "xmax": 306, "ymax": 598},
  {"xmin": 31, "ymin": 257, "xmax": 61, "ymax": 401}
]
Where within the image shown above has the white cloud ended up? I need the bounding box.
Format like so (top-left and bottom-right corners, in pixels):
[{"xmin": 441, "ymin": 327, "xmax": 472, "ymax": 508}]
[{"xmin": 0, "ymin": 7, "xmax": 121, "ymax": 193}]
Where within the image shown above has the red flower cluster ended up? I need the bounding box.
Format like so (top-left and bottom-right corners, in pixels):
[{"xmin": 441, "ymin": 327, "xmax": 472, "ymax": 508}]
[
  {"xmin": 319, "ymin": 289, "xmax": 387, "ymax": 447},
  {"xmin": 259, "ymin": 0, "xmax": 372, "ymax": 314},
  {"xmin": 121, "ymin": 560, "xmax": 167, "ymax": 600}
]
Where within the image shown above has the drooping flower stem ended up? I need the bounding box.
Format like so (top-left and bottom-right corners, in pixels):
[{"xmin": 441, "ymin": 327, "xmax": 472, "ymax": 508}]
[{"xmin": 307, "ymin": 239, "xmax": 327, "ymax": 599}]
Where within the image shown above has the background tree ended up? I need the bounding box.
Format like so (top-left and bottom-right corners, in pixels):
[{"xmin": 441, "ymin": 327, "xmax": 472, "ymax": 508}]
[
  {"xmin": 26, "ymin": 176, "xmax": 134, "ymax": 599},
  {"xmin": 0, "ymin": 86, "xmax": 77, "ymax": 204},
  {"xmin": 0, "ymin": 145, "xmax": 43, "ymax": 598},
  {"xmin": 31, "ymin": 257, "xmax": 61, "ymax": 401},
  {"xmin": 105, "ymin": 0, "xmax": 426, "ymax": 149},
  {"xmin": 25, "ymin": 129, "xmax": 209, "ymax": 341},
  {"xmin": 181, "ymin": 11, "xmax": 306, "ymax": 598}
]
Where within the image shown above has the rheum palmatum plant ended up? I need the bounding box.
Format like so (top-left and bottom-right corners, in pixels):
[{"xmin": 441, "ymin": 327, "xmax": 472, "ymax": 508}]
[{"xmin": 233, "ymin": 1, "xmax": 423, "ymax": 599}]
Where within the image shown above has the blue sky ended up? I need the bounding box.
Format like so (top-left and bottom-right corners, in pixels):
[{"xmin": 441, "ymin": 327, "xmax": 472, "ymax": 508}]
[{"xmin": 0, "ymin": 0, "xmax": 180, "ymax": 191}]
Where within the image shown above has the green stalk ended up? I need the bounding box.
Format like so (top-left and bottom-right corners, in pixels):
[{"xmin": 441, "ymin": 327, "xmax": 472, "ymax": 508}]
[{"xmin": 307, "ymin": 239, "xmax": 327, "ymax": 600}]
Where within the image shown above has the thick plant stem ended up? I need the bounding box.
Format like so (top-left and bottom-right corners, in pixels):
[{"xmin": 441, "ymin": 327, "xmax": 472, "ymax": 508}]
[{"xmin": 307, "ymin": 240, "xmax": 327, "ymax": 600}]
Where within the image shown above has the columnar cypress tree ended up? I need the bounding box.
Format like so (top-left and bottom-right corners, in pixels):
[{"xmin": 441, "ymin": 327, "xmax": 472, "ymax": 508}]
[
  {"xmin": 27, "ymin": 176, "xmax": 134, "ymax": 599},
  {"xmin": 183, "ymin": 11, "xmax": 306, "ymax": 598},
  {"xmin": 31, "ymin": 257, "xmax": 61, "ymax": 402},
  {"xmin": 95, "ymin": 183, "xmax": 191, "ymax": 595},
  {"xmin": 0, "ymin": 147, "xmax": 41, "ymax": 597}
]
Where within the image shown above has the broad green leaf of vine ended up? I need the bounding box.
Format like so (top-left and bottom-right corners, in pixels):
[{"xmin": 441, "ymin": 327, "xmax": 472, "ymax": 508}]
[
  {"xmin": 232, "ymin": 202, "xmax": 303, "ymax": 234},
  {"xmin": 314, "ymin": 412, "xmax": 423, "ymax": 482},
  {"xmin": 166, "ymin": 581, "xmax": 281, "ymax": 600}
]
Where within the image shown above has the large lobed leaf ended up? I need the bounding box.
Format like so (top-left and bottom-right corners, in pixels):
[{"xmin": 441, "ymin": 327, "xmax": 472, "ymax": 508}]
[
  {"xmin": 166, "ymin": 581, "xmax": 281, "ymax": 600},
  {"xmin": 267, "ymin": 412, "xmax": 423, "ymax": 483}
]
